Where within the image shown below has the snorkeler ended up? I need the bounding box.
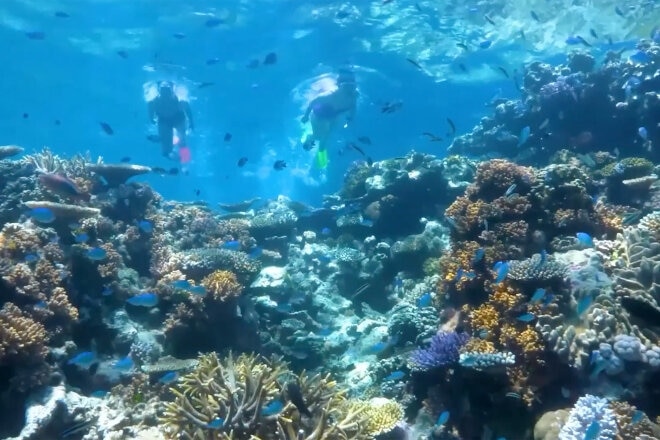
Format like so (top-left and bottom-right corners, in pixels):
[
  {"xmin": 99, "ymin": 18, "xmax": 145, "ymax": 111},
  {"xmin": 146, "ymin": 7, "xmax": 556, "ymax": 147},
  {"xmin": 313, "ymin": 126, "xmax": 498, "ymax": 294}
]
[
  {"xmin": 301, "ymin": 68, "xmax": 358, "ymax": 169},
  {"xmin": 147, "ymin": 81, "xmax": 194, "ymax": 159}
]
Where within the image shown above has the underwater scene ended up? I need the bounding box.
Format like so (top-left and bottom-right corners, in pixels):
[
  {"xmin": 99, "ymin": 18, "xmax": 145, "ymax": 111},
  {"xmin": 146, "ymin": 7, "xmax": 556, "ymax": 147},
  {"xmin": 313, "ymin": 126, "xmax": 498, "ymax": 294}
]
[{"xmin": 1, "ymin": 1, "xmax": 660, "ymax": 439}]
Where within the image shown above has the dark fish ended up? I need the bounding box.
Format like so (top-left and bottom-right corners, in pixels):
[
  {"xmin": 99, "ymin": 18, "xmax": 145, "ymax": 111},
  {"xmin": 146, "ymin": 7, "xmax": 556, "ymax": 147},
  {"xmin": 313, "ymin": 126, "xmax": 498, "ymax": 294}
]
[
  {"xmin": 446, "ymin": 118, "xmax": 456, "ymax": 136},
  {"xmin": 198, "ymin": 82, "xmax": 214, "ymax": 89},
  {"xmin": 302, "ymin": 138, "xmax": 315, "ymax": 151},
  {"xmin": 513, "ymin": 75, "xmax": 521, "ymax": 91},
  {"xmin": 273, "ymin": 160, "xmax": 287, "ymax": 170},
  {"xmin": 286, "ymin": 381, "xmax": 312, "ymax": 417},
  {"xmin": 152, "ymin": 167, "xmax": 167, "ymax": 174},
  {"xmin": 61, "ymin": 418, "xmax": 95, "ymax": 438},
  {"xmin": 116, "ymin": 50, "xmax": 128, "ymax": 58},
  {"xmin": 381, "ymin": 101, "xmax": 403, "ymax": 114},
  {"xmin": 173, "ymin": 32, "xmax": 186, "ymax": 39},
  {"xmin": 422, "ymin": 132, "xmax": 442, "ymax": 142},
  {"xmin": 520, "ymin": 30, "xmax": 526, "ymax": 40},
  {"xmin": 496, "ymin": 66, "xmax": 509, "ymax": 78},
  {"xmin": 263, "ymin": 52, "xmax": 277, "ymax": 65},
  {"xmin": 415, "ymin": 3, "xmax": 422, "ymax": 12},
  {"xmin": 367, "ymin": 157, "xmax": 373, "ymax": 166},
  {"xmin": 336, "ymin": 10, "xmax": 350, "ymax": 19},
  {"xmin": 246, "ymin": 59, "xmax": 260, "ymax": 69},
  {"xmin": 54, "ymin": 119, "xmax": 61, "ymax": 125},
  {"xmin": 38, "ymin": 173, "xmax": 90, "ymax": 202},
  {"xmin": 589, "ymin": 29, "xmax": 598, "ymax": 39},
  {"xmin": 406, "ymin": 58, "xmax": 423, "ymax": 69},
  {"xmin": 168, "ymin": 167, "xmax": 179, "ymax": 175},
  {"xmin": 458, "ymin": 63, "xmax": 467, "ymax": 73},
  {"xmin": 120, "ymin": 157, "xmax": 131, "ymax": 163},
  {"xmin": 25, "ymin": 31, "xmax": 45, "ymax": 40},
  {"xmin": 54, "ymin": 11, "xmax": 70, "ymax": 18},
  {"xmin": 614, "ymin": 6, "xmax": 624, "ymax": 17},
  {"xmin": 237, "ymin": 157, "xmax": 248, "ymax": 167},
  {"xmin": 205, "ymin": 18, "xmax": 224, "ymax": 27},
  {"xmin": 146, "ymin": 134, "xmax": 160, "ymax": 143},
  {"xmin": 206, "ymin": 57, "xmax": 220, "ymax": 65},
  {"xmin": 348, "ymin": 143, "xmax": 365, "ymax": 156},
  {"xmin": 99, "ymin": 122, "xmax": 114, "ymax": 135},
  {"xmin": 530, "ymin": 11, "xmax": 540, "ymax": 22},
  {"xmin": 456, "ymin": 42, "xmax": 469, "ymax": 50},
  {"xmin": 607, "ymin": 36, "xmax": 613, "ymax": 45},
  {"xmin": 577, "ymin": 36, "xmax": 592, "ymax": 47},
  {"xmin": 224, "ymin": 133, "xmax": 232, "ymax": 142},
  {"xmin": 484, "ymin": 14, "xmax": 495, "ymax": 25},
  {"xmin": 23, "ymin": 113, "xmax": 29, "ymax": 119},
  {"xmin": 357, "ymin": 136, "xmax": 371, "ymax": 145},
  {"xmin": 194, "ymin": 189, "xmax": 201, "ymax": 196}
]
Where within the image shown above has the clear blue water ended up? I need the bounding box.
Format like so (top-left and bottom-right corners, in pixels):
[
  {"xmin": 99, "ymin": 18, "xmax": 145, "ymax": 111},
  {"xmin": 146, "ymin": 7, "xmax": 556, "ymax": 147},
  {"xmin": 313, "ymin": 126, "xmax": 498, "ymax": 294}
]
[{"xmin": 0, "ymin": 0, "xmax": 654, "ymax": 205}]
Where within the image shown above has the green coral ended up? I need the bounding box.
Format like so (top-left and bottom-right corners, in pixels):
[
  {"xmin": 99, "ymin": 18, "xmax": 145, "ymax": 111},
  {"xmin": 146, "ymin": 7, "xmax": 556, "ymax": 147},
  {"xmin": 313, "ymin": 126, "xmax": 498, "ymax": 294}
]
[{"xmin": 598, "ymin": 157, "xmax": 654, "ymax": 179}]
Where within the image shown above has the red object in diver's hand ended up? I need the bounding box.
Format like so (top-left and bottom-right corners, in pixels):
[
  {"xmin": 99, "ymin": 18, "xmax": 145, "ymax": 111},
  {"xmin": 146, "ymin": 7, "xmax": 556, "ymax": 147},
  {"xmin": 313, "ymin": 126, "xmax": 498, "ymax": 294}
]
[{"xmin": 179, "ymin": 146, "xmax": 191, "ymax": 164}]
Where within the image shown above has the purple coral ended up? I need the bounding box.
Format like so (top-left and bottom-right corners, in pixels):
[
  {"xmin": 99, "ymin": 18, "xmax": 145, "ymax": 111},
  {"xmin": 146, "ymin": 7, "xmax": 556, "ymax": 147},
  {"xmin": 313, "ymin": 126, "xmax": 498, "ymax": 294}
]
[{"xmin": 408, "ymin": 331, "xmax": 469, "ymax": 371}]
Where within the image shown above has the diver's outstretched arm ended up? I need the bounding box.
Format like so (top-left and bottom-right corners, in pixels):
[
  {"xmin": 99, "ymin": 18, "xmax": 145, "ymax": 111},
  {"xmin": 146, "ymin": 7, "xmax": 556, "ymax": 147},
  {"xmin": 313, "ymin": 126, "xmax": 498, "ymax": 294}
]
[
  {"xmin": 301, "ymin": 98, "xmax": 317, "ymax": 123},
  {"xmin": 182, "ymin": 101, "xmax": 194, "ymax": 130}
]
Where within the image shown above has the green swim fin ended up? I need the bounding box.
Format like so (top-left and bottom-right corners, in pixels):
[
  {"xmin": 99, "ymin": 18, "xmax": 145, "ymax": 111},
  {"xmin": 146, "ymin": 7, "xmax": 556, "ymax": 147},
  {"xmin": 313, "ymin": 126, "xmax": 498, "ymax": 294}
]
[{"xmin": 315, "ymin": 149, "xmax": 329, "ymax": 169}]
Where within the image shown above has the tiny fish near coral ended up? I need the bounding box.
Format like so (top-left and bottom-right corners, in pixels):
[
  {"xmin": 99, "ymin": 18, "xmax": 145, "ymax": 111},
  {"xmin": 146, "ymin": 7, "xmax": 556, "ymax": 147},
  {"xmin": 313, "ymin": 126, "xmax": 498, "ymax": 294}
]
[{"xmin": 126, "ymin": 292, "xmax": 159, "ymax": 307}]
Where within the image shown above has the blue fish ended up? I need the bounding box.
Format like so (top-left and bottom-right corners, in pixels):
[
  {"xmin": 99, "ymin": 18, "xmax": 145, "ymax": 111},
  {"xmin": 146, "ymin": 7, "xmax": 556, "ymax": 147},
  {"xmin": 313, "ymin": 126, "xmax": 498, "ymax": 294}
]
[
  {"xmin": 171, "ymin": 280, "xmax": 191, "ymax": 290},
  {"xmin": 536, "ymin": 249, "xmax": 547, "ymax": 269},
  {"xmin": 24, "ymin": 253, "xmax": 40, "ymax": 263},
  {"xmin": 638, "ymin": 126, "xmax": 648, "ymax": 140},
  {"xmin": 631, "ymin": 410, "xmax": 644, "ymax": 424},
  {"xmin": 384, "ymin": 371, "xmax": 406, "ymax": 381},
  {"xmin": 248, "ymin": 247, "xmax": 263, "ymax": 258},
  {"xmin": 516, "ymin": 313, "xmax": 535, "ymax": 322},
  {"xmin": 74, "ymin": 232, "xmax": 89, "ymax": 243},
  {"xmin": 417, "ymin": 293, "xmax": 432, "ymax": 308},
  {"xmin": 101, "ymin": 285, "xmax": 113, "ymax": 296},
  {"xmin": 138, "ymin": 220, "xmax": 153, "ymax": 233},
  {"xmin": 394, "ymin": 276, "xmax": 403, "ymax": 289},
  {"xmin": 436, "ymin": 410, "xmax": 450, "ymax": 426},
  {"xmin": 261, "ymin": 400, "xmax": 284, "ymax": 416},
  {"xmin": 566, "ymin": 36, "xmax": 581, "ymax": 45},
  {"xmin": 530, "ymin": 288, "xmax": 546, "ymax": 304},
  {"xmin": 113, "ymin": 356, "xmax": 134, "ymax": 372},
  {"xmin": 321, "ymin": 227, "xmax": 331, "ymax": 235},
  {"xmin": 90, "ymin": 390, "xmax": 108, "ymax": 398},
  {"xmin": 158, "ymin": 371, "xmax": 178, "ymax": 384},
  {"xmin": 584, "ymin": 421, "xmax": 600, "ymax": 440},
  {"xmin": 276, "ymin": 302, "xmax": 292, "ymax": 313},
  {"xmin": 126, "ymin": 292, "xmax": 159, "ymax": 307},
  {"xmin": 29, "ymin": 207, "xmax": 56, "ymax": 224},
  {"xmin": 454, "ymin": 268, "xmax": 464, "ymax": 282},
  {"xmin": 86, "ymin": 247, "xmax": 107, "ymax": 261},
  {"xmin": 517, "ymin": 126, "xmax": 530, "ymax": 147},
  {"xmin": 207, "ymin": 418, "xmax": 224, "ymax": 429},
  {"xmin": 477, "ymin": 328, "xmax": 489, "ymax": 339},
  {"xmin": 366, "ymin": 342, "xmax": 388, "ymax": 355},
  {"xmin": 493, "ymin": 261, "xmax": 504, "ymax": 270},
  {"xmin": 479, "ymin": 40, "xmax": 492, "ymax": 49},
  {"xmin": 222, "ymin": 240, "xmax": 240, "ymax": 250},
  {"xmin": 577, "ymin": 295, "xmax": 592, "ymax": 316},
  {"xmin": 630, "ymin": 50, "xmax": 650, "ymax": 64},
  {"xmin": 494, "ymin": 262, "xmax": 509, "ymax": 284},
  {"xmin": 472, "ymin": 248, "xmax": 485, "ymax": 264},
  {"xmin": 576, "ymin": 232, "xmax": 593, "ymax": 247},
  {"xmin": 317, "ymin": 327, "xmax": 332, "ymax": 336},
  {"xmin": 464, "ymin": 271, "xmax": 476, "ymax": 280},
  {"xmin": 68, "ymin": 351, "xmax": 96, "ymax": 368},
  {"xmin": 189, "ymin": 285, "xmax": 207, "ymax": 296}
]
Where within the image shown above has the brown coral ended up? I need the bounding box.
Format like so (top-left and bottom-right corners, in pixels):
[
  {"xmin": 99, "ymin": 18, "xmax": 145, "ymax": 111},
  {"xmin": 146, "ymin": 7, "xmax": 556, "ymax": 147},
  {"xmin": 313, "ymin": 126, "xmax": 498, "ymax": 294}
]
[
  {"xmin": 201, "ymin": 270, "xmax": 243, "ymax": 302},
  {"xmin": 0, "ymin": 303, "xmax": 48, "ymax": 364}
]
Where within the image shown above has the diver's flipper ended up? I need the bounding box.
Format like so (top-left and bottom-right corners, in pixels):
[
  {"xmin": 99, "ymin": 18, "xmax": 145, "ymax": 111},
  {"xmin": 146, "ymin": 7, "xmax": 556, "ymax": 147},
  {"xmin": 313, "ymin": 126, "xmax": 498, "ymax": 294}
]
[{"xmin": 315, "ymin": 149, "xmax": 329, "ymax": 169}]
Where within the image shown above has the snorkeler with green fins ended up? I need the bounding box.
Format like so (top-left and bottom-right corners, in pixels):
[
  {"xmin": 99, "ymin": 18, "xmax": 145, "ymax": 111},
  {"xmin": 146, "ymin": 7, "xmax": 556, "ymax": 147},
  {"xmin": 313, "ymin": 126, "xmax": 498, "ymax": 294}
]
[{"xmin": 301, "ymin": 68, "xmax": 358, "ymax": 169}]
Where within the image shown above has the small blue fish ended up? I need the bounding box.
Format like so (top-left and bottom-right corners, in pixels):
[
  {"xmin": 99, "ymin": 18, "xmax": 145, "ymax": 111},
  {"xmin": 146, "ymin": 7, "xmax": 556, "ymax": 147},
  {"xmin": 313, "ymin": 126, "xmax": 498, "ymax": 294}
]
[
  {"xmin": 34, "ymin": 301, "xmax": 47, "ymax": 309},
  {"xmin": 394, "ymin": 276, "xmax": 403, "ymax": 289},
  {"xmin": 505, "ymin": 183, "xmax": 517, "ymax": 197},
  {"xmin": 68, "ymin": 351, "xmax": 96, "ymax": 368},
  {"xmin": 138, "ymin": 220, "xmax": 153, "ymax": 233},
  {"xmin": 158, "ymin": 371, "xmax": 178, "ymax": 384},
  {"xmin": 576, "ymin": 232, "xmax": 593, "ymax": 247},
  {"xmin": 505, "ymin": 392, "xmax": 521, "ymax": 399},
  {"xmin": 248, "ymin": 247, "xmax": 263, "ymax": 258},
  {"xmin": 366, "ymin": 342, "xmax": 388, "ymax": 355},
  {"xmin": 494, "ymin": 262, "xmax": 509, "ymax": 284},
  {"xmin": 631, "ymin": 410, "xmax": 644, "ymax": 424},
  {"xmin": 74, "ymin": 232, "xmax": 89, "ymax": 243},
  {"xmin": 417, "ymin": 293, "xmax": 432, "ymax": 308},
  {"xmin": 90, "ymin": 390, "xmax": 108, "ymax": 398},
  {"xmin": 493, "ymin": 261, "xmax": 504, "ymax": 270},
  {"xmin": 472, "ymin": 248, "xmax": 485, "ymax": 264},
  {"xmin": 577, "ymin": 295, "xmax": 592, "ymax": 316},
  {"xmin": 384, "ymin": 371, "xmax": 406, "ymax": 381},
  {"xmin": 517, "ymin": 126, "xmax": 530, "ymax": 147},
  {"xmin": 464, "ymin": 271, "xmax": 476, "ymax": 280},
  {"xmin": 477, "ymin": 328, "xmax": 489, "ymax": 339},
  {"xmin": 24, "ymin": 253, "xmax": 39, "ymax": 263},
  {"xmin": 207, "ymin": 418, "xmax": 224, "ymax": 429},
  {"xmin": 276, "ymin": 302, "xmax": 292, "ymax": 313},
  {"xmin": 454, "ymin": 268, "xmax": 464, "ymax": 282},
  {"xmin": 189, "ymin": 285, "xmax": 207, "ymax": 296},
  {"xmin": 436, "ymin": 410, "xmax": 450, "ymax": 426},
  {"xmin": 536, "ymin": 249, "xmax": 547, "ymax": 268},
  {"xmin": 261, "ymin": 400, "xmax": 284, "ymax": 416},
  {"xmin": 516, "ymin": 313, "xmax": 535, "ymax": 322},
  {"xmin": 584, "ymin": 421, "xmax": 600, "ymax": 440},
  {"xmin": 29, "ymin": 207, "xmax": 56, "ymax": 224},
  {"xmin": 530, "ymin": 288, "xmax": 546, "ymax": 303},
  {"xmin": 566, "ymin": 36, "xmax": 581, "ymax": 45},
  {"xmin": 630, "ymin": 50, "xmax": 650, "ymax": 64},
  {"xmin": 321, "ymin": 227, "xmax": 331, "ymax": 235},
  {"xmin": 101, "ymin": 285, "xmax": 113, "ymax": 296},
  {"xmin": 171, "ymin": 279, "xmax": 191, "ymax": 290},
  {"xmin": 479, "ymin": 40, "xmax": 492, "ymax": 49},
  {"xmin": 126, "ymin": 292, "xmax": 159, "ymax": 307},
  {"xmin": 614, "ymin": 162, "xmax": 625, "ymax": 174},
  {"xmin": 113, "ymin": 356, "xmax": 134, "ymax": 372},
  {"xmin": 222, "ymin": 240, "xmax": 240, "ymax": 250},
  {"xmin": 86, "ymin": 247, "xmax": 107, "ymax": 261},
  {"xmin": 638, "ymin": 126, "xmax": 648, "ymax": 140}
]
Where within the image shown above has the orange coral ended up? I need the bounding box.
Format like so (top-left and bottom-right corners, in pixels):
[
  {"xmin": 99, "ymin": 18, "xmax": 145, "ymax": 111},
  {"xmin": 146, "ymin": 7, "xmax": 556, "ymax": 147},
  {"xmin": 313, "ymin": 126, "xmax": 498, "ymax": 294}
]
[
  {"xmin": 469, "ymin": 304, "xmax": 500, "ymax": 336},
  {"xmin": 492, "ymin": 220, "xmax": 529, "ymax": 244},
  {"xmin": 462, "ymin": 337, "xmax": 496, "ymax": 354},
  {"xmin": 48, "ymin": 287, "xmax": 79, "ymax": 323},
  {"xmin": 489, "ymin": 283, "xmax": 525, "ymax": 310},
  {"xmin": 0, "ymin": 303, "xmax": 48, "ymax": 364},
  {"xmin": 499, "ymin": 324, "xmax": 543, "ymax": 359},
  {"xmin": 469, "ymin": 159, "xmax": 535, "ymax": 198},
  {"xmin": 201, "ymin": 270, "xmax": 243, "ymax": 302},
  {"xmin": 594, "ymin": 204, "xmax": 623, "ymax": 235}
]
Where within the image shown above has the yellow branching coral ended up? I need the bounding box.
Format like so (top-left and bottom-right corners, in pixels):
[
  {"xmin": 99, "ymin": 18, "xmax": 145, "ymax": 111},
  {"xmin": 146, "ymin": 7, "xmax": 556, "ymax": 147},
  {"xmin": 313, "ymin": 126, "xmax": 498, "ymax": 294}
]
[
  {"xmin": 349, "ymin": 398, "xmax": 402, "ymax": 437},
  {"xmin": 201, "ymin": 270, "xmax": 243, "ymax": 302},
  {"xmin": 489, "ymin": 283, "xmax": 525, "ymax": 310},
  {"xmin": 48, "ymin": 287, "xmax": 79, "ymax": 322},
  {"xmin": 469, "ymin": 304, "xmax": 500, "ymax": 335},
  {"xmin": 499, "ymin": 325, "xmax": 543, "ymax": 359},
  {"xmin": 461, "ymin": 338, "xmax": 496, "ymax": 354},
  {"xmin": 0, "ymin": 303, "xmax": 48, "ymax": 364}
]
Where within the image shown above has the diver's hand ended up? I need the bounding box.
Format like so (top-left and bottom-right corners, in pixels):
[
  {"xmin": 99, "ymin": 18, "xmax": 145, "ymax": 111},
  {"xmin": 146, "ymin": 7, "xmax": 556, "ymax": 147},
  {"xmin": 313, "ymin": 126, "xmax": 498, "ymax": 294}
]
[{"xmin": 300, "ymin": 115, "xmax": 309, "ymax": 123}]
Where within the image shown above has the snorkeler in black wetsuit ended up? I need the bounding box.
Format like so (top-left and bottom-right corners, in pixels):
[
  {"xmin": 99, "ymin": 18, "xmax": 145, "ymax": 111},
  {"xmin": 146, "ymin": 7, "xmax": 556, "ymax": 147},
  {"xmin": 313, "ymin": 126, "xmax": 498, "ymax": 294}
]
[{"xmin": 148, "ymin": 81, "xmax": 194, "ymax": 159}]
